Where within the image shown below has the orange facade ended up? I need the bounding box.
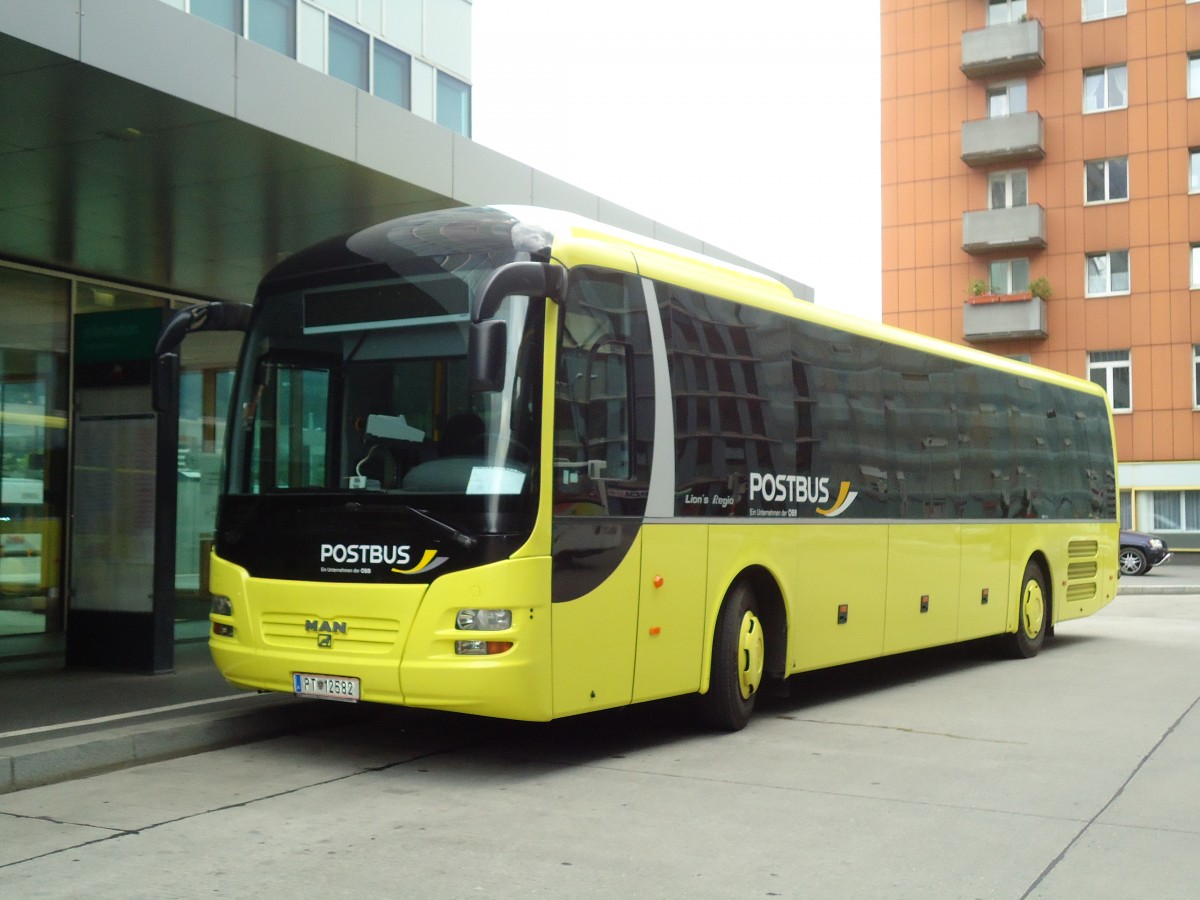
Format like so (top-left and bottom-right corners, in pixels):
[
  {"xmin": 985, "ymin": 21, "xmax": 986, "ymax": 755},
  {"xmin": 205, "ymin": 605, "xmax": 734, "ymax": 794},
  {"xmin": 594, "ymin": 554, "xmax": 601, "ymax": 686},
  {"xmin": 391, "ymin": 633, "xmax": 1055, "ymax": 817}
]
[{"xmin": 881, "ymin": 0, "xmax": 1200, "ymax": 466}]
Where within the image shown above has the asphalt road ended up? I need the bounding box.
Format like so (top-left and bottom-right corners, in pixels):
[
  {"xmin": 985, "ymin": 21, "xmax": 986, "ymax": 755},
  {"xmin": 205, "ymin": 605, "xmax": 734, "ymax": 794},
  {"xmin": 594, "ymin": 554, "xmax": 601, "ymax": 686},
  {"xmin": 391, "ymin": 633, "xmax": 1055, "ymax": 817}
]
[{"xmin": 1, "ymin": 592, "xmax": 1197, "ymax": 899}]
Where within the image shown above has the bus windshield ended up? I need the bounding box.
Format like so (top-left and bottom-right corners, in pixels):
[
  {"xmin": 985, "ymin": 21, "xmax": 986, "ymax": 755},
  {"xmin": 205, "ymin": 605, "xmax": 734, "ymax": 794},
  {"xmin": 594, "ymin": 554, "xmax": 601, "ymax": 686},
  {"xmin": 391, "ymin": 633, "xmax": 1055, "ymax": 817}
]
[{"xmin": 224, "ymin": 263, "xmax": 544, "ymax": 531}]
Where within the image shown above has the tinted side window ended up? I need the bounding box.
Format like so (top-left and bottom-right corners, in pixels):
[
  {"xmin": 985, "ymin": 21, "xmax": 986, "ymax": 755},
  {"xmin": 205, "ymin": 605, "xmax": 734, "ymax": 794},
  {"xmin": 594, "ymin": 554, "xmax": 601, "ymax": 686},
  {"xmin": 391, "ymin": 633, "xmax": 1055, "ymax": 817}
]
[
  {"xmin": 655, "ymin": 284, "xmax": 1115, "ymax": 523},
  {"xmin": 554, "ymin": 270, "xmax": 652, "ymax": 517},
  {"xmin": 662, "ymin": 285, "xmax": 785, "ymax": 516}
]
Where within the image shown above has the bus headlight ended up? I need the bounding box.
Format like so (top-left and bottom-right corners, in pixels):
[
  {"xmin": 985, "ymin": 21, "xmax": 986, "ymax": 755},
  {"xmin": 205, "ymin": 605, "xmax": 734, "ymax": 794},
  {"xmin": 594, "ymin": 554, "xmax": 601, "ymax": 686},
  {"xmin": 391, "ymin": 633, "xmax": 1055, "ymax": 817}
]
[
  {"xmin": 211, "ymin": 594, "xmax": 233, "ymax": 616},
  {"xmin": 455, "ymin": 608, "xmax": 513, "ymax": 655},
  {"xmin": 455, "ymin": 640, "xmax": 513, "ymax": 655},
  {"xmin": 456, "ymin": 608, "xmax": 512, "ymax": 631}
]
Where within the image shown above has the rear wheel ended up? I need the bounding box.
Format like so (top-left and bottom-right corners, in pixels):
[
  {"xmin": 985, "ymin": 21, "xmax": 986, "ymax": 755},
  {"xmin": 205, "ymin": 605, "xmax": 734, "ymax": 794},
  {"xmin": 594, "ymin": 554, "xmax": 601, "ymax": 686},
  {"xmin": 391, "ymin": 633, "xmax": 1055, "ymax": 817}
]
[
  {"xmin": 1002, "ymin": 560, "xmax": 1048, "ymax": 659},
  {"xmin": 697, "ymin": 582, "xmax": 764, "ymax": 731}
]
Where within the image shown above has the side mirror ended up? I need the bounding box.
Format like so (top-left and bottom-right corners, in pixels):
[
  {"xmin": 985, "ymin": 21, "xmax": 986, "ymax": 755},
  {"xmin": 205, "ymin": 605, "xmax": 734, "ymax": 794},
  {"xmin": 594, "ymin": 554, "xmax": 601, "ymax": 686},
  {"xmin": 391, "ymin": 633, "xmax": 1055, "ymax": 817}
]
[
  {"xmin": 472, "ymin": 262, "xmax": 566, "ymax": 323},
  {"xmin": 468, "ymin": 319, "xmax": 508, "ymax": 393},
  {"xmin": 152, "ymin": 301, "xmax": 252, "ymax": 414}
]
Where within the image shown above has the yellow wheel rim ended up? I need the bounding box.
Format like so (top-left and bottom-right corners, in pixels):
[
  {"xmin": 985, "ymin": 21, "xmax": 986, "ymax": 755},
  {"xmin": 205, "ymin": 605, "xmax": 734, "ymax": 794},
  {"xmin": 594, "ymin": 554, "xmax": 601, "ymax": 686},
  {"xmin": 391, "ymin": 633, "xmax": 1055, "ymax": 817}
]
[
  {"xmin": 737, "ymin": 610, "xmax": 765, "ymax": 700},
  {"xmin": 1021, "ymin": 578, "xmax": 1045, "ymax": 640}
]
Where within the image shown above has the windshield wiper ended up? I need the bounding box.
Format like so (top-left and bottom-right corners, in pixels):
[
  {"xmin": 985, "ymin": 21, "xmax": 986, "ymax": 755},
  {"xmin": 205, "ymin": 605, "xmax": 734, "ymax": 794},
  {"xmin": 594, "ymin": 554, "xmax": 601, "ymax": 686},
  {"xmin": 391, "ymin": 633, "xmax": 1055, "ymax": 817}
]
[{"xmin": 344, "ymin": 501, "xmax": 478, "ymax": 550}]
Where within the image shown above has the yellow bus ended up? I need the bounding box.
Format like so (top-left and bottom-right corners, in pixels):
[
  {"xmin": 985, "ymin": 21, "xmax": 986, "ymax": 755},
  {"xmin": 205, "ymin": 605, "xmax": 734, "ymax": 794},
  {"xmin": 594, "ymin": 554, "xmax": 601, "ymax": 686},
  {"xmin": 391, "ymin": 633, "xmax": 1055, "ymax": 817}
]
[{"xmin": 156, "ymin": 206, "xmax": 1119, "ymax": 730}]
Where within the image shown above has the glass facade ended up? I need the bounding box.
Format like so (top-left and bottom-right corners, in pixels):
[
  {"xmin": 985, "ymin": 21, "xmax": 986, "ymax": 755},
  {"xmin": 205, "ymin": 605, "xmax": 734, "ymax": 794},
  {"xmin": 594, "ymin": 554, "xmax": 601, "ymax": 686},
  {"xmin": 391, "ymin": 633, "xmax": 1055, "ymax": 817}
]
[
  {"xmin": 0, "ymin": 264, "xmax": 240, "ymax": 652},
  {"xmin": 0, "ymin": 269, "xmax": 69, "ymax": 639}
]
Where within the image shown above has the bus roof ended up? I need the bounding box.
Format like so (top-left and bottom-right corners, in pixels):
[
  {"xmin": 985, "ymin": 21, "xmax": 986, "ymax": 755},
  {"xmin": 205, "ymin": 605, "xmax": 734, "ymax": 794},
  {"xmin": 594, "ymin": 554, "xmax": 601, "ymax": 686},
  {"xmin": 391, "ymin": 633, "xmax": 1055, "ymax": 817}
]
[
  {"xmin": 498, "ymin": 206, "xmax": 1107, "ymax": 404},
  {"xmin": 260, "ymin": 205, "xmax": 1108, "ymax": 406}
]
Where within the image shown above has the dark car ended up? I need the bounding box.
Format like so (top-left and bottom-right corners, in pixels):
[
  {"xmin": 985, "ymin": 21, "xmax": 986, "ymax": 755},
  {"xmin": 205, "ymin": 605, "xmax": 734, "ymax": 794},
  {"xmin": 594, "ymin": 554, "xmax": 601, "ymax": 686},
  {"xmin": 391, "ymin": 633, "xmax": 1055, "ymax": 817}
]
[{"xmin": 1119, "ymin": 530, "xmax": 1171, "ymax": 576}]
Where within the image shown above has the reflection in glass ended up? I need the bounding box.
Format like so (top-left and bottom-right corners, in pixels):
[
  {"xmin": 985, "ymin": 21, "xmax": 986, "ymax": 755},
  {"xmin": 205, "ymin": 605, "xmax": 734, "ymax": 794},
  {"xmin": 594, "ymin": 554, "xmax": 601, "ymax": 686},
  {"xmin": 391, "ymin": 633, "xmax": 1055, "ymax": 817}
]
[{"xmin": 0, "ymin": 268, "xmax": 69, "ymax": 638}]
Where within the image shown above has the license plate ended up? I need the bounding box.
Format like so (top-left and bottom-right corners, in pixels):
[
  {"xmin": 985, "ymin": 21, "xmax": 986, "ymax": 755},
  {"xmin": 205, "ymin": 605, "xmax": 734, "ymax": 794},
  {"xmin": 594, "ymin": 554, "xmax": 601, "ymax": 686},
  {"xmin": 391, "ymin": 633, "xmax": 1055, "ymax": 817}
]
[{"xmin": 293, "ymin": 673, "xmax": 360, "ymax": 702}]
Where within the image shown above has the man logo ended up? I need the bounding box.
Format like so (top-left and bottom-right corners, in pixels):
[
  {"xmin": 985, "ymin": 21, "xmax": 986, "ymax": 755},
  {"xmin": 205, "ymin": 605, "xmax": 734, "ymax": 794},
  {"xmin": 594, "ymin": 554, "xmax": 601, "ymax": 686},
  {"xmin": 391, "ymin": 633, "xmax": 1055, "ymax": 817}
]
[{"xmin": 307, "ymin": 620, "xmax": 344, "ymax": 649}]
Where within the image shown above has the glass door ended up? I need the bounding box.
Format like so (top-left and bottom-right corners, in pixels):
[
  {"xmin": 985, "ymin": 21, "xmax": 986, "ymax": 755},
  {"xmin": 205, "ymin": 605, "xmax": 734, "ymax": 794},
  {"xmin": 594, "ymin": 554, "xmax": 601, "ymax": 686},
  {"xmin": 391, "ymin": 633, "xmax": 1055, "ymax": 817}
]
[{"xmin": 175, "ymin": 329, "xmax": 239, "ymax": 627}]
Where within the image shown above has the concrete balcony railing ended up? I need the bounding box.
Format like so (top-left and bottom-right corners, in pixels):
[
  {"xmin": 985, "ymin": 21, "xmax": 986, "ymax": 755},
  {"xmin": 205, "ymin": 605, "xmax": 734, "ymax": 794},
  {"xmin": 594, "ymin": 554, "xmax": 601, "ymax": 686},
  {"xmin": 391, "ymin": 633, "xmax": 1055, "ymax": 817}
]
[
  {"xmin": 961, "ymin": 19, "xmax": 1044, "ymax": 79},
  {"xmin": 963, "ymin": 293, "xmax": 1047, "ymax": 343},
  {"xmin": 961, "ymin": 112, "xmax": 1045, "ymax": 167},
  {"xmin": 962, "ymin": 205, "xmax": 1047, "ymax": 254}
]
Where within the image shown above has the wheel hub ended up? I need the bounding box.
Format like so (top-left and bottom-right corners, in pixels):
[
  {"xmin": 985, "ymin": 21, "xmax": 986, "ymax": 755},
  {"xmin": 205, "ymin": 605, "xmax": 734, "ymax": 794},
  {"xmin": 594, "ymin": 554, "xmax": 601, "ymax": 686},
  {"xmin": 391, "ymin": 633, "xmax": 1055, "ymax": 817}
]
[
  {"xmin": 737, "ymin": 610, "xmax": 765, "ymax": 700},
  {"xmin": 1021, "ymin": 579, "xmax": 1045, "ymax": 640}
]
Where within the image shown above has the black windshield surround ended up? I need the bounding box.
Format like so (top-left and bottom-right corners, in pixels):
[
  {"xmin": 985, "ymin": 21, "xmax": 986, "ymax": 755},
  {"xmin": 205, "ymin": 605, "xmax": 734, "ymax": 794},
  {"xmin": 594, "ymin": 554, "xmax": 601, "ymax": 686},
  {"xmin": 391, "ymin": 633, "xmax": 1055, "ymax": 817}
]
[{"xmin": 217, "ymin": 211, "xmax": 551, "ymax": 582}]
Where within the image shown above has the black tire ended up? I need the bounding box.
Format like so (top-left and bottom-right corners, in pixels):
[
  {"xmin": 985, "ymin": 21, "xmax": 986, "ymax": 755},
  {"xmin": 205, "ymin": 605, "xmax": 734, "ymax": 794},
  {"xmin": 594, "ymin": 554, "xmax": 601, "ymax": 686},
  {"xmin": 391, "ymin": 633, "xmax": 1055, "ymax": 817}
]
[
  {"xmin": 696, "ymin": 582, "xmax": 765, "ymax": 731},
  {"xmin": 1002, "ymin": 559, "xmax": 1049, "ymax": 659},
  {"xmin": 1118, "ymin": 547, "xmax": 1148, "ymax": 577}
]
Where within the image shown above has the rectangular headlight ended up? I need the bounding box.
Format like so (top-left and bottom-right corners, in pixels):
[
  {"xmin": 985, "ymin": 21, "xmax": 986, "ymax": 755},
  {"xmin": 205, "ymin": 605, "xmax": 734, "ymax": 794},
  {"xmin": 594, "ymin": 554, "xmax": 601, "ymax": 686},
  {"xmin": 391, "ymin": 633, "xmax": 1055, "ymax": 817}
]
[
  {"xmin": 456, "ymin": 608, "xmax": 512, "ymax": 631},
  {"xmin": 211, "ymin": 594, "xmax": 233, "ymax": 616}
]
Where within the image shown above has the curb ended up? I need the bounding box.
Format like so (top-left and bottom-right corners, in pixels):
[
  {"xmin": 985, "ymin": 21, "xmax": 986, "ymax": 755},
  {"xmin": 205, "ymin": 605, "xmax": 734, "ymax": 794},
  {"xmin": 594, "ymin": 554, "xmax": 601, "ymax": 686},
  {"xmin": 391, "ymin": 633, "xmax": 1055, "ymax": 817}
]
[
  {"xmin": 0, "ymin": 694, "xmax": 353, "ymax": 795},
  {"xmin": 1116, "ymin": 584, "xmax": 1200, "ymax": 596}
]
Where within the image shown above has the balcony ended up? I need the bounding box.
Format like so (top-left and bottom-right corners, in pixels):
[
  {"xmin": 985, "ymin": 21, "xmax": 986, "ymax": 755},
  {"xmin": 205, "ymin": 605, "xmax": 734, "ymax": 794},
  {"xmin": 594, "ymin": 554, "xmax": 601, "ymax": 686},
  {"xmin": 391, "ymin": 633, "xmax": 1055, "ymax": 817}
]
[
  {"xmin": 961, "ymin": 19, "xmax": 1044, "ymax": 79},
  {"xmin": 961, "ymin": 112, "xmax": 1044, "ymax": 167},
  {"xmin": 962, "ymin": 205, "xmax": 1046, "ymax": 254},
  {"xmin": 963, "ymin": 294, "xmax": 1047, "ymax": 343}
]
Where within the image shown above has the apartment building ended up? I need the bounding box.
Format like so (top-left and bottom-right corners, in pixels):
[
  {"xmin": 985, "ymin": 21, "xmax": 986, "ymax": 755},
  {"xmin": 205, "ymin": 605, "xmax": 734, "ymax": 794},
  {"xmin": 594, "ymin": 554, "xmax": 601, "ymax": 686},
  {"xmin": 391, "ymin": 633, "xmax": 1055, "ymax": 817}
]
[{"xmin": 882, "ymin": 0, "xmax": 1200, "ymax": 550}]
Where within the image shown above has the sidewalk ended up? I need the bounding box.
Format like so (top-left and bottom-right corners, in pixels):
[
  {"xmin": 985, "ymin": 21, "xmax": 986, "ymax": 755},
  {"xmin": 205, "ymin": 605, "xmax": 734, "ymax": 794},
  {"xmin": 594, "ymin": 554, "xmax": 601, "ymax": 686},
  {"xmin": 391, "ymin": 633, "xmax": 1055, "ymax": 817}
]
[
  {"xmin": 1, "ymin": 640, "xmax": 354, "ymax": 794},
  {"xmin": 3, "ymin": 560, "xmax": 1198, "ymax": 795},
  {"xmin": 1115, "ymin": 556, "xmax": 1200, "ymax": 595}
]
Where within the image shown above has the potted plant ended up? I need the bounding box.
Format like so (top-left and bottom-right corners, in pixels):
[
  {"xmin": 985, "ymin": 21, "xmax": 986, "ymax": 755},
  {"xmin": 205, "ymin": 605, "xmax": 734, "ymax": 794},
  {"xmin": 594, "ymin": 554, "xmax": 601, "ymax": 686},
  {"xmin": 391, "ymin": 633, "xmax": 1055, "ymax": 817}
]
[{"xmin": 1029, "ymin": 277, "xmax": 1052, "ymax": 300}]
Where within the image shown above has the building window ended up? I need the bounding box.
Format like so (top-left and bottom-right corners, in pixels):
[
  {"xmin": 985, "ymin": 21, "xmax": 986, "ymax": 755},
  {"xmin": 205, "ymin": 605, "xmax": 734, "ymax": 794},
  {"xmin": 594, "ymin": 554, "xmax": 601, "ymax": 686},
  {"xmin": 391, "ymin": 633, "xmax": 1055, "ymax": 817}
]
[
  {"xmin": 988, "ymin": 0, "xmax": 1027, "ymax": 25},
  {"xmin": 1085, "ymin": 251, "xmax": 1130, "ymax": 296},
  {"xmin": 1088, "ymin": 350, "xmax": 1131, "ymax": 413},
  {"xmin": 248, "ymin": 0, "xmax": 296, "ymax": 57},
  {"xmin": 436, "ymin": 71, "xmax": 471, "ymax": 137},
  {"xmin": 1192, "ymin": 245, "xmax": 1200, "ymax": 288},
  {"xmin": 1085, "ymin": 157, "xmax": 1128, "ymax": 203},
  {"xmin": 1083, "ymin": 0, "xmax": 1126, "ymax": 21},
  {"xmin": 1191, "ymin": 150, "xmax": 1200, "ymax": 194},
  {"xmin": 988, "ymin": 81, "xmax": 1027, "ymax": 118},
  {"xmin": 1084, "ymin": 65, "xmax": 1127, "ymax": 112},
  {"xmin": 989, "ymin": 170, "xmax": 1028, "ymax": 209},
  {"xmin": 374, "ymin": 41, "xmax": 412, "ymax": 109},
  {"xmin": 328, "ymin": 17, "xmax": 369, "ymax": 90},
  {"xmin": 1140, "ymin": 490, "xmax": 1200, "ymax": 532},
  {"xmin": 190, "ymin": 0, "xmax": 242, "ymax": 32},
  {"xmin": 1193, "ymin": 345, "xmax": 1200, "ymax": 409},
  {"xmin": 989, "ymin": 258, "xmax": 1030, "ymax": 294},
  {"xmin": 1190, "ymin": 54, "xmax": 1200, "ymax": 99}
]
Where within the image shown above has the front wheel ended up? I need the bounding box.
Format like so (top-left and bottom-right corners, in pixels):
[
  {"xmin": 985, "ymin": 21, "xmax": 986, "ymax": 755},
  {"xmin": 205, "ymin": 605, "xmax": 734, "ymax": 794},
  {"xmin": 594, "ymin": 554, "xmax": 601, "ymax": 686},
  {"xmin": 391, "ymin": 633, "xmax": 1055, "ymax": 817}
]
[
  {"xmin": 1001, "ymin": 560, "xmax": 1049, "ymax": 659},
  {"xmin": 1118, "ymin": 547, "xmax": 1147, "ymax": 577},
  {"xmin": 696, "ymin": 582, "xmax": 764, "ymax": 731}
]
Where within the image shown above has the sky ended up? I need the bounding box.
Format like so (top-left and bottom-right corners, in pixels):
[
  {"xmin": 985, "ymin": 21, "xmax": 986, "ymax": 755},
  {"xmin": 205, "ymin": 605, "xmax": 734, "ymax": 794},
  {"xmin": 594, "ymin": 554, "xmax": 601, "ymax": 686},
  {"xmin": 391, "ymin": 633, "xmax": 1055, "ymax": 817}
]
[{"xmin": 470, "ymin": 0, "xmax": 883, "ymax": 321}]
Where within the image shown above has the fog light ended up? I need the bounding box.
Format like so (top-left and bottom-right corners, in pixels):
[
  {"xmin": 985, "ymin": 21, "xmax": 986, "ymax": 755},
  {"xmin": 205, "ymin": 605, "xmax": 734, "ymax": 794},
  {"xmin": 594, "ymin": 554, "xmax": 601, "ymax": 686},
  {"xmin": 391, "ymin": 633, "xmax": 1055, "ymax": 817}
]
[
  {"xmin": 456, "ymin": 608, "xmax": 512, "ymax": 631},
  {"xmin": 211, "ymin": 594, "xmax": 233, "ymax": 616},
  {"xmin": 212, "ymin": 622, "xmax": 235, "ymax": 638},
  {"xmin": 455, "ymin": 640, "xmax": 513, "ymax": 655}
]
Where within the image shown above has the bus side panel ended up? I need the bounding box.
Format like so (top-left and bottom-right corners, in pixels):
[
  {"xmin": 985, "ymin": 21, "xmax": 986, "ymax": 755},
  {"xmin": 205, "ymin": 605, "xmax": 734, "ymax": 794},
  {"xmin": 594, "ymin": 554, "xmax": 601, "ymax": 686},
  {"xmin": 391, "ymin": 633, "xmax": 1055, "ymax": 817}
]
[
  {"xmin": 1007, "ymin": 522, "xmax": 1118, "ymax": 629},
  {"xmin": 882, "ymin": 524, "xmax": 961, "ymax": 655},
  {"xmin": 633, "ymin": 524, "xmax": 707, "ymax": 703},
  {"xmin": 550, "ymin": 539, "xmax": 640, "ymax": 718},
  {"xmin": 788, "ymin": 524, "xmax": 889, "ymax": 674},
  {"xmin": 957, "ymin": 524, "xmax": 1013, "ymax": 641},
  {"xmin": 400, "ymin": 557, "xmax": 554, "ymax": 720}
]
